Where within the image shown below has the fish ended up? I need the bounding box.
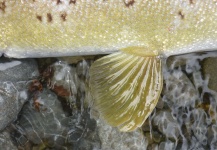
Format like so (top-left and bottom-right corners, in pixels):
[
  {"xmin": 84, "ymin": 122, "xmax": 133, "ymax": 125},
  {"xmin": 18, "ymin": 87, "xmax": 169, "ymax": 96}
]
[{"xmin": 0, "ymin": 0, "xmax": 217, "ymax": 132}]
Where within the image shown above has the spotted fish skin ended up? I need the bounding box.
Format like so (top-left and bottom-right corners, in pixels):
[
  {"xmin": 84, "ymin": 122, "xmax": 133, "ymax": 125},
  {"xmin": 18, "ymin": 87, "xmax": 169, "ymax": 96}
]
[{"xmin": 0, "ymin": 0, "xmax": 217, "ymax": 57}]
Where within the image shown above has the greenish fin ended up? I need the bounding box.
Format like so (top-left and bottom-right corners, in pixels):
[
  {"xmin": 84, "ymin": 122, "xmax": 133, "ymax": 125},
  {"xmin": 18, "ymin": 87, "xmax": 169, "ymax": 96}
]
[{"xmin": 89, "ymin": 48, "xmax": 162, "ymax": 132}]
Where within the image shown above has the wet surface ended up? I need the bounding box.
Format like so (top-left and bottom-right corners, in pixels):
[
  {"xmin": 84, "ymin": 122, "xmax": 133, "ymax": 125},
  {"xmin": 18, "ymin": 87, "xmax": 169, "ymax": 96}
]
[{"xmin": 0, "ymin": 52, "xmax": 217, "ymax": 149}]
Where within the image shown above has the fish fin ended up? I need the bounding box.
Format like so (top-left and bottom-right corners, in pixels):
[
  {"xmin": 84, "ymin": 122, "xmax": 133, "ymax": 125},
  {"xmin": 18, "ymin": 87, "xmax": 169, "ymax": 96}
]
[{"xmin": 89, "ymin": 48, "xmax": 162, "ymax": 132}]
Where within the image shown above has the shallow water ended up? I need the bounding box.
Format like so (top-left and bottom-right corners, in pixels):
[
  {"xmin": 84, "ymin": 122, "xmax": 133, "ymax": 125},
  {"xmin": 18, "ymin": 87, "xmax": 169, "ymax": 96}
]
[{"xmin": 0, "ymin": 51, "xmax": 217, "ymax": 150}]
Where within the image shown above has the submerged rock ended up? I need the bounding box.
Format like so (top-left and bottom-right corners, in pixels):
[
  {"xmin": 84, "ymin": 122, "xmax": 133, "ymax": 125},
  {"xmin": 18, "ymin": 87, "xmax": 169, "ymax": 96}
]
[
  {"xmin": 1, "ymin": 52, "xmax": 217, "ymax": 149},
  {"xmin": 163, "ymin": 69, "xmax": 199, "ymax": 108},
  {"xmin": 0, "ymin": 131, "xmax": 17, "ymax": 150},
  {"xmin": 11, "ymin": 59, "xmax": 101, "ymax": 150},
  {"xmin": 97, "ymin": 119, "xmax": 147, "ymax": 150},
  {"xmin": 11, "ymin": 89, "xmax": 99, "ymax": 150},
  {"xmin": 0, "ymin": 58, "xmax": 39, "ymax": 131},
  {"xmin": 90, "ymin": 109, "xmax": 148, "ymax": 150},
  {"xmin": 152, "ymin": 52, "xmax": 217, "ymax": 149},
  {"xmin": 0, "ymin": 82, "xmax": 28, "ymax": 131},
  {"xmin": 202, "ymin": 57, "xmax": 217, "ymax": 92},
  {"xmin": 0, "ymin": 58, "xmax": 39, "ymax": 82},
  {"xmin": 153, "ymin": 110, "xmax": 180, "ymax": 140},
  {"xmin": 15, "ymin": 89, "xmax": 70, "ymax": 148}
]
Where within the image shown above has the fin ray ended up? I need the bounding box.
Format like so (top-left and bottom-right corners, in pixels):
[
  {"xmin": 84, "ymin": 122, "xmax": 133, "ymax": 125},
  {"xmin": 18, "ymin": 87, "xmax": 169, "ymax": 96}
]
[{"xmin": 90, "ymin": 51, "xmax": 162, "ymax": 132}]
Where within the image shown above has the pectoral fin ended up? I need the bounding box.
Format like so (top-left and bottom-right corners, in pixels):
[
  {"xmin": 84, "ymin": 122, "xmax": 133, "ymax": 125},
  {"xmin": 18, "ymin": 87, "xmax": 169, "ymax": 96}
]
[{"xmin": 89, "ymin": 48, "xmax": 162, "ymax": 132}]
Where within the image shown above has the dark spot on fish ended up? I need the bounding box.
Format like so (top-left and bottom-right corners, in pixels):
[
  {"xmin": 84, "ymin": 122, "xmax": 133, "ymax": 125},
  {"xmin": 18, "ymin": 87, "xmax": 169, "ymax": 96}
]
[
  {"xmin": 56, "ymin": 0, "xmax": 62, "ymax": 5},
  {"xmin": 60, "ymin": 12, "xmax": 67, "ymax": 21},
  {"xmin": 0, "ymin": 1, "xmax": 6, "ymax": 13},
  {"xmin": 36, "ymin": 15, "xmax": 42, "ymax": 22},
  {"xmin": 123, "ymin": 0, "xmax": 135, "ymax": 7},
  {"xmin": 69, "ymin": 0, "xmax": 76, "ymax": 4},
  {"xmin": 189, "ymin": 0, "xmax": 194, "ymax": 4},
  {"xmin": 47, "ymin": 13, "xmax": 52, "ymax": 22},
  {"xmin": 178, "ymin": 10, "xmax": 184, "ymax": 19}
]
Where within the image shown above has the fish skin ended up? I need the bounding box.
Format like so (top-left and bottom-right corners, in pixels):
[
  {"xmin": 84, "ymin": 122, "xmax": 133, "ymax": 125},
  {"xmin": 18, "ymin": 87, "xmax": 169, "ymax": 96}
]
[{"xmin": 0, "ymin": 0, "xmax": 217, "ymax": 57}]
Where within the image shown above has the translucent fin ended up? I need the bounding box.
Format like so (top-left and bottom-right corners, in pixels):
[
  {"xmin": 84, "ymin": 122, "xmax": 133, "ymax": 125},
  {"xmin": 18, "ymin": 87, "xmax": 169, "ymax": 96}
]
[{"xmin": 89, "ymin": 51, "xmax": 162, "ymax": 132}]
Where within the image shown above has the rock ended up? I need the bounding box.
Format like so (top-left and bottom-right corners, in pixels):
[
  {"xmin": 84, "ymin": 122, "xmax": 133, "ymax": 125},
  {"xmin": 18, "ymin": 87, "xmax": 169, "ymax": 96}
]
[
  {"xmin": 152, "ymin": 130, "xmax": 163, "ymax": 143},
  {"xmin": 166, "ymin": 55, "xmax": 188, "ymax": 69},
  {"xmin": 163, "ymin": 69, "xmax": 199, "ymax": 108},
  {"xmin": 12, "ymin": 88, "xmax": 100, "ymax": 150},
  {"xmin": 0, "ymin": 58, "xmax": 39, "ymax": 131},
  {"xmin": 190, "ymin": 109, "xmax": 210, "ymax": 146},
  {"xmin": 152, "ymin": 110, "xmax": 180, "ymax": 140},
  {"xmin": 147, "ymin": 143, "xmax": 158, "ymax": 150},
  {"xmin": 142, "ymin": 120, "xmax": 151, "ymax": 132},
  {"xmin": 0, "ymin": 81, "xmax": 29, "ymax": 131},
  {"xmin": 158, "ymin": 140, "xmax": 176, "ymax": 150},
  {"xmin": 0, "ymin": 131, "xmax": 17, "ymax": 150},
  {"xmin": 93, "ymin": 112, "xmax": 148, "ymax": 150},
  {"xmin": 166, "ymin": 53, "xmax": 202, "ymax": 72},
  {"xmin": 15, "ymin": 89, "xmax": 70, "ymax": 148},
  {"xmin": 160, "ymin": 53, "xmax": 217, "ymax": 149},
  {"xmin": 49, "ymin": 61, "xmax": 80, "ymax": 105},
  {"xmin": 0, "ymin": 58, "xmax": 39, "ymax": 82},
  {"xmin": 58, "ymin": 56, "xmax": 95, "ymax": 64},
  {"xmin": 2, "ymin": 52, "xmax": 217, "ymax": 149},
  {"xmin": 156, "ymin": 97, "xmax": 164, "ymax": 109},
  {"xmin": 67, "ymin": 111, "xmax": 101, "ymax": 150},
  {"xmin": 202, "ymin": 57, "xmax": 217, "ymax": 92},
  {"xmin": 49, "ymin": 59, "xmax": 92, "ymax": 110},
  {"xmin": 207, "ymin": 124, "xmax": 217, "ymax": 149}
]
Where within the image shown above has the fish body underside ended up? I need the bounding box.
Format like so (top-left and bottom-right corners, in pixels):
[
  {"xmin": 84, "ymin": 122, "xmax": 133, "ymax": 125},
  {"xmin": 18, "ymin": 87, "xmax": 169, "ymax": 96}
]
[
  {"xmin": 0, "ymin": 0, "xmax": 217, "ymax": 57},
  {"xmin": 1, "ymin": 0, "xmax": 217, "ymax": 132}
]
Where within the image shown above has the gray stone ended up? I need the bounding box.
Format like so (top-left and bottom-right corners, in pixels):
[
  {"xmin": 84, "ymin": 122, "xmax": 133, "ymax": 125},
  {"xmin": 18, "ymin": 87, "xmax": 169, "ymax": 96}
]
[
  {"xmin": 15, "ymin": 89, "xmax": 71, "ymax": 148},
  {"xmin": 92, "ymin": 111, "xmax": 148, "ymax": 150},
  {"xmin": 153, "ymin": 111, "xmax": 180, "ymax": 140},
  {"xmin": 190, "ymin": 109, "xmax": 209, "ymax": 146},
  {"xmin": 0, "ymin": 58, "xmax": 39, "ymax": 131},
  {"xmin": 208, "ymin": 124, "xmax": 217, "ymax": 149},
  {"xmin": 159, "ymin": 140, "xmax": 176, "ymax": 150},
  {"xmin": 51, "ymin": 61, "xmax": 80, "ymax": 105},
  {"xmin": 50, "ymin": 59, "xmax": 92, "ymax": 110},
  {"xmin": 163, "ymin": 69, "xmax": 199, "ymax": 108},
  {"xmin": 0, "ymin": 81, "xmax": 29, "ymax": 131},
  {"xmin": 0, "ymin": 58, "xmax": 39, "ymax": 82},
  {"xmin": 14, "ymin": 87, "xmax": 100, "ymax": 150},
  {"xmin": 0, "ymin": 131, "xmax": 17, "ymax": 150}
]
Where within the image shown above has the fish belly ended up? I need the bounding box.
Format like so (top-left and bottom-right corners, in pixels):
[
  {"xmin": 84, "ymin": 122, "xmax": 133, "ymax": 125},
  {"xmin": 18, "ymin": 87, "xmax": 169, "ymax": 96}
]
[{"xmin": 0, "ymin": 0, "xmax": 217, "ymax": 58}]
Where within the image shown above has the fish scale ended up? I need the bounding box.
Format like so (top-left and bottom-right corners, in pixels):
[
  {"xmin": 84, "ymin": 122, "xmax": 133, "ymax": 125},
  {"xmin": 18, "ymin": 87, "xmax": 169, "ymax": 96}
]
[{"xmin": 0, "ymin": 0, "xmax": 216, "ymax": 57}]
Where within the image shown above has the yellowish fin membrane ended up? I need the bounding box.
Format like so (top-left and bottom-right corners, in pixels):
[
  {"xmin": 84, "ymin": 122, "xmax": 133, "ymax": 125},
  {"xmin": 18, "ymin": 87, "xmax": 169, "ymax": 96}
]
[{"xmin": 89, "ymin": 48, "xmax": 162, "ymax": 132}]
